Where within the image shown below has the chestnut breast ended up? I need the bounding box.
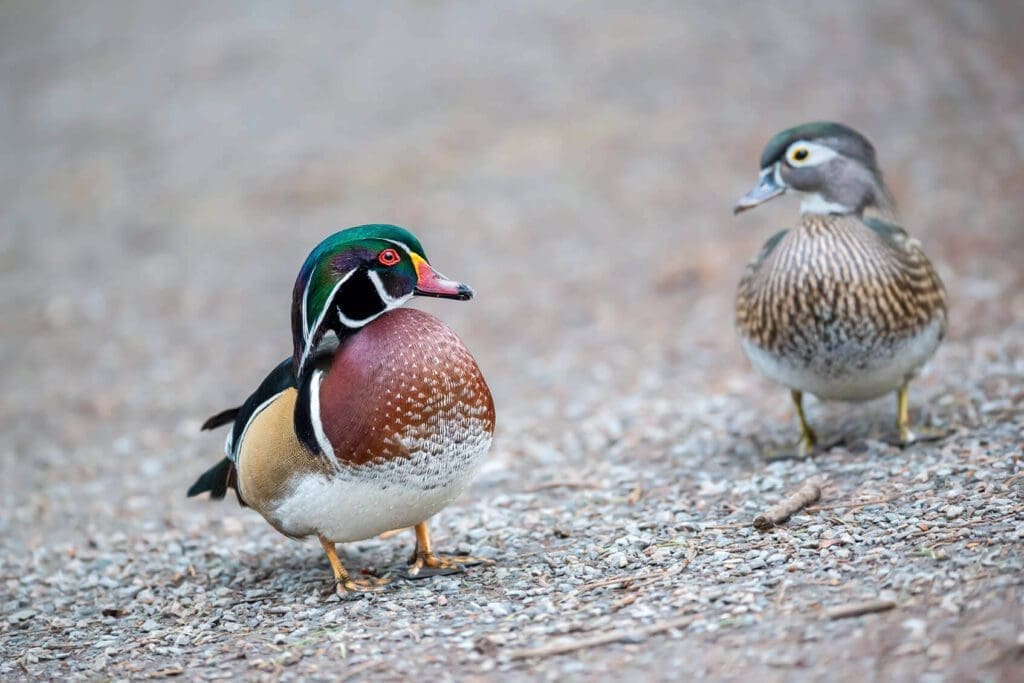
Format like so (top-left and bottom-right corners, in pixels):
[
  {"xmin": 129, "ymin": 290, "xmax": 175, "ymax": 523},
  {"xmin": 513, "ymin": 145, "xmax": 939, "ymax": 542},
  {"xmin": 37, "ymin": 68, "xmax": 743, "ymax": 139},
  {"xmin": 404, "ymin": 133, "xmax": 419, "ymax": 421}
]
[{"xmin": 318, "ymin": 308, "xmax": 495, "ymax": 469}]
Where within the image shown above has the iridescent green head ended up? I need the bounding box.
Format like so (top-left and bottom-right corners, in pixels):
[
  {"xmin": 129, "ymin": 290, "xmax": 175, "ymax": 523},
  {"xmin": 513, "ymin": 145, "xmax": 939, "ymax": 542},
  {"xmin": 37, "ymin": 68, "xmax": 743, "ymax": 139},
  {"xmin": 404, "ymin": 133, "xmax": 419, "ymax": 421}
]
[
  {"xmin": 291, "ymin": 224, "xmax": 472, "ymax": 378},
  {"xmin": 734, "ymin": 121, "xmax": 892, "ymax": 216}
]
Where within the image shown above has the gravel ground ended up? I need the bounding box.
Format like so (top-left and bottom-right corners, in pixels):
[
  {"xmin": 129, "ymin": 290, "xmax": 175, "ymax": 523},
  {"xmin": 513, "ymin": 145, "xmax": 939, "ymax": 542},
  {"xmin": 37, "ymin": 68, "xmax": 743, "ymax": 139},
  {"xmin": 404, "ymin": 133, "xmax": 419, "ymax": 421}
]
[{"xmin": 2, "ymin": 2, "xmax": 1023, "ymax": 680}]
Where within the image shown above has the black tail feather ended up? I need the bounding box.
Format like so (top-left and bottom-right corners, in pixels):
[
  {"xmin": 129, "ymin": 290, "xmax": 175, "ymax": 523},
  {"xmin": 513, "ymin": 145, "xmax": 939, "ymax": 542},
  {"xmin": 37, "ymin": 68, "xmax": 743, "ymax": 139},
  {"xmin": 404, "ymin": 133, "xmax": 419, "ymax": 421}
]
[
  {"xmin": 187, "ymin": 457, "xmax": 235, "ymax": 500},
  {"xmin": 201, "ymin": 407, "xmax": 240, "ymax": 431}
]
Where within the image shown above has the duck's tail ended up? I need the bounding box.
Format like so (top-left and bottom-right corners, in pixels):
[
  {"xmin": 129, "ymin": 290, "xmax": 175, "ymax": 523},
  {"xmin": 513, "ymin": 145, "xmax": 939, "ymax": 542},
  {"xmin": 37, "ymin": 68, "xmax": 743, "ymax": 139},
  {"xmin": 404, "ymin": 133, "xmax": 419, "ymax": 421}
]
[{"xmin": 187, "ymin": 457, "xmax": 245, "ymax": 506}]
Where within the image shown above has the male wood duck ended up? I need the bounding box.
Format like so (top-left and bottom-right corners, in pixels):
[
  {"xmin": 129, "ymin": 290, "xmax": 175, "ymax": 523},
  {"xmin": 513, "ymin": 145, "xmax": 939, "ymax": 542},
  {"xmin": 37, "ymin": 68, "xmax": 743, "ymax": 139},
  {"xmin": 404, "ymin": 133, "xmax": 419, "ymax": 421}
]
[
  {"xmin": 733, "ymin": 122, "xmax": 947, "ymax": 457},
  {"xmin": 188, "ymin": 224, "xmax": 495, "ymax": 593}
]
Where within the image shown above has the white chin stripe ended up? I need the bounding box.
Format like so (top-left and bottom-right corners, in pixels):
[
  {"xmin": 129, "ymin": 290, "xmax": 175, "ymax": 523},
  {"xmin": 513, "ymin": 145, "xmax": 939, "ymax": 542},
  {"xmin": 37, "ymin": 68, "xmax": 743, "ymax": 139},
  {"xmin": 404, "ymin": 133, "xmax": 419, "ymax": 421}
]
[
  {"xmin": 336, "ymin": 271, "xmax": 413, "ymax": 328},
  {"xmin": 336, "ymin": 305, "xmax": 388, "ymax": 329},
  {"xmin": 367, "ymin": 269, "xmax": 408, "ymax": 307},
  {"xmin": 800, "ymin": 193, "xmax": 852, "ymax": 215}
]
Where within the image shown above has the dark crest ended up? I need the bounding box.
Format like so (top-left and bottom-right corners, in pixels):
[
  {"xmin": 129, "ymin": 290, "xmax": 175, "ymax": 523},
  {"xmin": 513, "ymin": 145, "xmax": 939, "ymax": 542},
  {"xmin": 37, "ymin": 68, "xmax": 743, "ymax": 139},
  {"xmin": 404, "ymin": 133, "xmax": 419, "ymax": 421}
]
[{"xmin": 759, "ymin": 121, "xmax": 879, "ymax": 172}]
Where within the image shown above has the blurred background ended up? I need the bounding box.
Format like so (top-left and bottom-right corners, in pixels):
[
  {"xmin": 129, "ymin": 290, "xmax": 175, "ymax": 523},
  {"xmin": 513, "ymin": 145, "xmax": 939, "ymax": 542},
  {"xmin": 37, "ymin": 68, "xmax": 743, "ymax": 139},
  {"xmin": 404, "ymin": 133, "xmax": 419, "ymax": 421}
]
[{"xmin": 1, "ymin": 1, "xmax": 1022, "ymax": 551}]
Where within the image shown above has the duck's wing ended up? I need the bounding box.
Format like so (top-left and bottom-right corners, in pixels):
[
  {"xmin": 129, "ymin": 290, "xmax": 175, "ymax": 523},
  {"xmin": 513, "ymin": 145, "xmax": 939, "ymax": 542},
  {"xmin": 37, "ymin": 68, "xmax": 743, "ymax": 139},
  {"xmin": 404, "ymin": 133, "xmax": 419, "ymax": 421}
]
[
  {"xmin": 863, "ymin": 216, "xmax": 948, "ymax": 332},
  {"xmin": 188, "ymin": 358, "xmax": 297, "ymax": 503},
  {"xmin": 863, "ymin": 216, "xmax": 911, "ymax": 248}
]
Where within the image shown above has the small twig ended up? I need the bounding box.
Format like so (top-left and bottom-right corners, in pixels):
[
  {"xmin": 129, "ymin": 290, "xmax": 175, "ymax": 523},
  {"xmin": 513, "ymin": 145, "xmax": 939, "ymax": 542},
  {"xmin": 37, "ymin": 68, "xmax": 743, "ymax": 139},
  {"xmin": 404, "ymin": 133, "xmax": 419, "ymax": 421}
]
[
  {"xmin": 774, "ymin": 581, "xmax": 789, "ymax": 609},
  {"xmin": 341, "ymin": 660, "xmax": 386, "ymax": 681},
  {"xmin": 567, "ymin": 574, "xmax": 639, "ymax": 598},
  {"xmin": 825, "ymin": 598, "xmax": 896, "ymax": 620},
  {"xmin": 905, "ymin": 505, "xmax": 1024, "ymax": 541},
  {"xmin": 612, "ymin": 593, "xmax": 638, "ymax": 610},
  {"xmin": 626, "ymin": 485, "xmax": 643, "ymax": 505},
  {"xmin": 558, "ymin": 565, "xmax": 679, "ymax": 603},
  {"xmin": 719, "ymin": 540, "xmax": 776, "ymax": 554},
  {"xmin": 377, "ymin": 528, "xmax": 409, "ymax": 540},
  {"xmin": 523, "ymin": 480, "xmax": 600, "ymax": 493},
  {"xmin": 150, "ymin": 666, "xmax": 185, "ymax": 678},
  {"xmin": 753, "ymin": 479, "xmax": 822, "ymax": 531},
  {"xmin": 505, "ymin": 613, "xmax": 700, "ymax": 660},
  {"xmin": 805, "ymin": 491, "xmax": 908, "ymax": 513}
]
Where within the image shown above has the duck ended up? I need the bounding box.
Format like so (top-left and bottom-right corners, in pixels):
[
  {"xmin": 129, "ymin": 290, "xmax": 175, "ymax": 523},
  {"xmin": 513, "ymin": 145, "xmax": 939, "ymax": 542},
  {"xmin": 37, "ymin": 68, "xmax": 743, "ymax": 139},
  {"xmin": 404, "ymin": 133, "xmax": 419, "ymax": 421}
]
[
  {"xmin": 188, "ymin": 224, "xmax": 495, "ymax": 593},
  {"xmin": 733, "ymin": 122, "xmax": 947, "ymax": 457}
]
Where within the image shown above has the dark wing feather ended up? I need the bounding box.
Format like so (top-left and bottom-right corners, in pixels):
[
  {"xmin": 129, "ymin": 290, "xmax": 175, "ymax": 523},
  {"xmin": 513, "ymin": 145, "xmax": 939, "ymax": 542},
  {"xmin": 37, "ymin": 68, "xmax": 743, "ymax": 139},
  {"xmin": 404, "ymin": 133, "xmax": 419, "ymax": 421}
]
[
  {"xmin": 224, "ymin": 357, "xmax": 298, "ymax": 461},
  {"xmin": 863, "ymin": 216, "xmax": 910, "ymax": 247},
  {"xmin": 188, "ymin": 357, "xmax": 297, "ymax": 504},
  {"xmin": 191, "ymin": 340, "xmax": 341, "ymax": 503},
  {"xmin": 737, "ymin": 229, "xmax": 788, "ymax": 297},
  {"xmin": 863, "ymin": 216, "xmax": 947, "ymax": 332},
  {"xmin": 201, "ymin": 407, "xmax": 241, "ymax": 431},
  {"xmin": 760, "ymin": 229, "xmax": 788, "ymax": 259}
]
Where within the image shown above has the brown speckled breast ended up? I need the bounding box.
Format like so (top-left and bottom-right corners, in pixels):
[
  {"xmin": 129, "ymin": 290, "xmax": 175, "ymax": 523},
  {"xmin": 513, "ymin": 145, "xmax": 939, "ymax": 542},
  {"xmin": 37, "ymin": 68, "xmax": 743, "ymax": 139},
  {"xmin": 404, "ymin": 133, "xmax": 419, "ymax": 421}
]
[
  {"xmin": 318, "ymin": 308, "xmax": 494, "ymax": 484},
  {"xmin": 736, "ymin": 214, "xmax": 947, "ymax": 363}
]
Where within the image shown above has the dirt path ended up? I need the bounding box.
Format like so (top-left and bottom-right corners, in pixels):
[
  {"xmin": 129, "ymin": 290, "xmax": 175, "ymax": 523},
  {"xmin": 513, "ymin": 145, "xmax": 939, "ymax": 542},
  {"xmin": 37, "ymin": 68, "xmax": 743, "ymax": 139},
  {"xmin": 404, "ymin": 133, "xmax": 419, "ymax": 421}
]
[{"xmin": 2, "ymin": 2, "xmax": 1022, "ymax": 680}]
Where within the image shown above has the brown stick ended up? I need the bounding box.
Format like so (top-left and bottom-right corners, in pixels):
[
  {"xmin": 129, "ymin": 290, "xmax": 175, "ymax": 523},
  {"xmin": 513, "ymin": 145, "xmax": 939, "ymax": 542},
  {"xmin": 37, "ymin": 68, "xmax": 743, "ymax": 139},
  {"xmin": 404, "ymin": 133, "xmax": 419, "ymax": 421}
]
[
  {"xmin": 341, "ymin": 661, "xmax": 387, "ymax": 681},
  {"xmin": 504, "ymin": 613, "xmax": 700, "ymax": 660},
  {"xmin": 825, "ymin": 598, "xmax": 896, "ymax": 620},
  {"xmin": 523, "ymin": 480, "xmax": 600, "ymax": 493},
  {"xmin": 558, "ymin": 564, "xmax": 683, "ymax": 603},
  {"xmin": 377, "ymin": 527, "xmax": 409, "ymax": 540},
  {"xmin": 753, "ymin": 479, "xmax": 822, "ymax": 531},
  {"xmin": 805, "ymin": 491, "xmax": 908, "ymax": 513}
]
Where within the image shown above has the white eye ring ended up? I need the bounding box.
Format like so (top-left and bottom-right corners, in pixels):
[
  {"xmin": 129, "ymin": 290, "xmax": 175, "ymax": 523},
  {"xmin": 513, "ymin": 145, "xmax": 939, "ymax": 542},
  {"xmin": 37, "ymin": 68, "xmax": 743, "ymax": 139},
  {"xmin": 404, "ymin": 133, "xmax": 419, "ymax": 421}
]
[{"xmin": 785, "ymin": 140, "xmax": 837, "ymax": 167}]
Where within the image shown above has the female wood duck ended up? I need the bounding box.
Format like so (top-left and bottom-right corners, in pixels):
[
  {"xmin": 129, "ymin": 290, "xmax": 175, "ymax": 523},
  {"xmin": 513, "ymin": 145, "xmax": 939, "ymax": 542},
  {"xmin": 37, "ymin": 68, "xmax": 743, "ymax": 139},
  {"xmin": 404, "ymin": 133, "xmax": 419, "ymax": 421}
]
[
  {"xmin": 733, "ymin": 122, "xmax": 947, "ymax": 457},
  {"xmin": 188, "ymin": 224, "xmax": 495, "ymax": 593}
]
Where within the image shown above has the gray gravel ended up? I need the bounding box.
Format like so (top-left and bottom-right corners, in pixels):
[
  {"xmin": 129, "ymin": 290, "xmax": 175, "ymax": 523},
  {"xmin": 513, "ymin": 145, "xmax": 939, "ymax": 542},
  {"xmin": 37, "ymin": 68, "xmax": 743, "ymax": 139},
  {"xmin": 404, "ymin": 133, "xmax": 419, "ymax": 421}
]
[{"xmin": 2, "ymin": 2, "xmax": 1023, "ymax": 681}]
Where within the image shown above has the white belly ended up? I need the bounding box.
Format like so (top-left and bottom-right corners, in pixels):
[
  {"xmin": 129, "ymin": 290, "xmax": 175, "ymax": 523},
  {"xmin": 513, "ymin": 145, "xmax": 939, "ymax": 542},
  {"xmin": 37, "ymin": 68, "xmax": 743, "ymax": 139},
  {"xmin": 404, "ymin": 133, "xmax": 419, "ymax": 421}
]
[
  {"xmin": 268, "ymin": 437, "xmax": 490, "ymax": 543},
  {"xmin": 741, "ymin": 319, "xmax": 943, "ymax": 401}
]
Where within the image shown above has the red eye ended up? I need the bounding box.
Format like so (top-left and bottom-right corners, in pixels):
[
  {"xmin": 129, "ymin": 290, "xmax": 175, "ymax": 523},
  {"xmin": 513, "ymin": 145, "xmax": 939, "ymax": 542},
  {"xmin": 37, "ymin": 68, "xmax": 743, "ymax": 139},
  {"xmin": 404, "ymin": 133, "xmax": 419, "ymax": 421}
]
[{"xmin": 377, "ymin": 248, "xmax": 400, "ymax": 266}]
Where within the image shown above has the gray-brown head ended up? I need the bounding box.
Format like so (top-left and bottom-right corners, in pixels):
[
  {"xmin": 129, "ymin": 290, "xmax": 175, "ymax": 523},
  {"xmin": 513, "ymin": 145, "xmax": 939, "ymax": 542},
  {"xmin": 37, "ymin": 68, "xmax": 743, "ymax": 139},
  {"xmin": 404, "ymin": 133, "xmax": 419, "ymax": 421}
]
[{"xmin": 734, "ymin": 122, "xmax": 892, "ymax": 216}]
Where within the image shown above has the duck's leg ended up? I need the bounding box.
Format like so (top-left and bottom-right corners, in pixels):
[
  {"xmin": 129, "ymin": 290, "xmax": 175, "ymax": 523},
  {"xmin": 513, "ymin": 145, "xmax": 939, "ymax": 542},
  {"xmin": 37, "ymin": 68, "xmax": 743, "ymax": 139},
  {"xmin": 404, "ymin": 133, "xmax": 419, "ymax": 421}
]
[
  {"xmin": 791, "ymin": 390, "xmax": 818, "ymax": 457},
  {"xmin": 766, "ymin": 390, "xmax": 818, "ymax": 460},
  {"xmin": 404, "ymin": 522, "xmax": 494, "ymax": 579},
  {"xmin": 318, "ymin": 535, "xmax": 391, "ymax": 594},
  {"xmin": 895, "ymin": 381, "xmax": 946, "ymax": 446}
]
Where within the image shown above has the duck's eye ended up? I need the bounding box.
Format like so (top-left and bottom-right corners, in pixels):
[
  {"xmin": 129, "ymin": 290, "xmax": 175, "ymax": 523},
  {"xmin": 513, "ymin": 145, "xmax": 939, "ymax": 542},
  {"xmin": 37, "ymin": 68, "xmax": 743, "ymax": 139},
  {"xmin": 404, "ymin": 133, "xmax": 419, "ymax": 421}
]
[
  {"xmin": 791, "ymin": 147, "xmax": 809, "ymax": 163},
  {"xmin": 377, "ymin": 248, "xmax": 401, "ymax": 266}
]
